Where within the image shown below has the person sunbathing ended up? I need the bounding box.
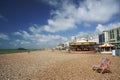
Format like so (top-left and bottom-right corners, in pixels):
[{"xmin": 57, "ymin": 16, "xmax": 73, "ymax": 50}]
[{"xmin": 92, "ymin": 57, "xmax": 111, "ymax": 74}]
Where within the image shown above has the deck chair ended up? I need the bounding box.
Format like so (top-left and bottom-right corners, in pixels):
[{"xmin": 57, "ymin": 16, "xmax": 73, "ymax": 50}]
[{"xmin": 92, "ymin": 57, "xmax": 111, "ymax": 74}]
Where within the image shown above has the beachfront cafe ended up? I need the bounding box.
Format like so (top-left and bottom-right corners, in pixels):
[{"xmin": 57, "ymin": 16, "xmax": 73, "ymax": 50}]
[{"xmin": 69, "ymin": 42, "xmax": 97, "ymax": 54}]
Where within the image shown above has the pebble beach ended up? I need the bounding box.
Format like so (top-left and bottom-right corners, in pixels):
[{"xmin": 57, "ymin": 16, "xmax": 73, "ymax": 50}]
[{"xmin": 0, "ymin": 50, "xmax": 120, "ymax": 80}]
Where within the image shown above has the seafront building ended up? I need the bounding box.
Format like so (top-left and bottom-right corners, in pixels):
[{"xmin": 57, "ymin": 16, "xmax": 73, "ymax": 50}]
[{"xmin": 99, "ymin": 27, "xmax": 120, "ymax": 48}]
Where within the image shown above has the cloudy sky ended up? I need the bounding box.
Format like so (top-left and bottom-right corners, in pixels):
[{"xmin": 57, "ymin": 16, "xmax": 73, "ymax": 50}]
[{"xmin": 0, "ymin": 0, "xmax": 120, "ymax": 49}]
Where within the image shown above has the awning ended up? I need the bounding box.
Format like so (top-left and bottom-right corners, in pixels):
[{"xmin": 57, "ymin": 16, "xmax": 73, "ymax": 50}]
[
  {"xmin": 99, "ymin": 43, "xmax": 115, "ymax": 48},
  {"xmin": 69, "ymin": 42, "xmax": 96, "ymax": 46}
]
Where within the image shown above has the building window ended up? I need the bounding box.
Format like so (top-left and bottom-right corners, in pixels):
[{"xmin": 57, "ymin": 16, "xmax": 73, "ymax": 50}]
[
  {"xmin": 117, "ymin": 28, "xmax": 120, "ymax": 41},
  {"xmin": 99, "ymin": 33, "xmax": 104, "ymax": 44},
  {"xmin": 110, "ymin": 30, "xmax": 114, "ymax": 39}
]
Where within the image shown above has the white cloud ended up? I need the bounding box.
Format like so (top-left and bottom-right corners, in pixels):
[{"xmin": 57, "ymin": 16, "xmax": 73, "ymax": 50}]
[
  {"xmin": 95, "ymin": 24, "xmax": 106, "ymax": 33},
  {"xmin": 107, "ymin": 23, "xmax": 120, "ymax": 29},
  {"xmin": 14, "ymin": 31, "xmax": 31, "ymax": 40},
  {"xmin": 40, "ymin": 0, "xmax": 120, "ymax": 32},
  {"xmin": 96, "ymin": 22, "xmax": 120, "ymax": 33},
  {"xmin": 13, "ymin": 29, "xmax": 68, "ymax": 48},
  {"xmin": 44, "ymin": 18, "xmax": 76, "ymax": 32},
  {"xmin": 40, "ymin": 0, "xmax": 66, "ymax": 6},
  {"xmin": 14, "ymin": 32, "xmax": 22, "ymax": 36},
  {"xmin": 0, "ymin": 33, "xmax": 9, "ymax": 40},
  {"xmin": 28, "ymin": 24, "xmax": 43, "ymax": 34},
  {"xmin": 11, "ymin": 24, "xmax": 67, "ymax": 48},
  {"xmin": 9, "ymin": 39, "xmax": 32, "ymax": 48},
  {"xmin": 31, "ymin": 0, "xmax": 120, "ymax": 33},
  {"xmin": 76, "ymin": 0, "xmax": 119, "ymax": 23}
]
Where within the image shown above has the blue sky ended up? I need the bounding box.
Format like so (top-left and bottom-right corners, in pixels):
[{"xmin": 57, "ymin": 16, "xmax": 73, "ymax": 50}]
[{"xmin": 0, "ymin": 0, "xmax": 120, "ymax": 49}]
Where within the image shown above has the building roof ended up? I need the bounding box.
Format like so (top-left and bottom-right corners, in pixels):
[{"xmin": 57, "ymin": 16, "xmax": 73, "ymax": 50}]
[
  {"xmin": 103, "ymin": 26, "xmax": 120, "ymax": 32},
  {"xmin": 69, "ymin": 42, "xmax": 96, "ymax": 46}
]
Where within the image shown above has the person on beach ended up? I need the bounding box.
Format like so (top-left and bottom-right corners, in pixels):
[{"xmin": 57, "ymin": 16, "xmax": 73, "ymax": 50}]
[{"xmin": 92, "ymin": 57, "xmax": 111, "ymax": 73}]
